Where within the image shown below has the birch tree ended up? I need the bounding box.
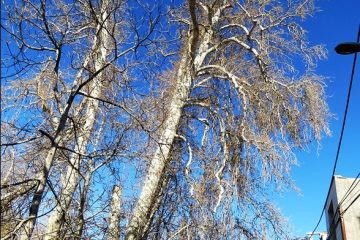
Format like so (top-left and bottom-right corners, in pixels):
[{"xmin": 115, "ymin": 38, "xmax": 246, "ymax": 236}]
[
  {"xmin": 1, "ymin": 0, "xmax": 157, "ymax": 238},
  {"xmin": 106, "ymin": 185, "xmax": 122, "ymax": 240},
  {"xmin": 126, "ymin": 0, "xmax": 330, "ymax": 239},
  {"xmin": 43, "ymin": 0, "xmax": 115, "ymax": 237},
  {"xmin": 2, "ymin": 0, "xmax": 332, "ymax": 239}
]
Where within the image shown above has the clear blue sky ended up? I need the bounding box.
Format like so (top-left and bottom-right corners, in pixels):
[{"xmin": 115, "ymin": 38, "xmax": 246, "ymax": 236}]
[{"xmin": 274, "ymin": 0, "xmax": 360, "ymax": 237}]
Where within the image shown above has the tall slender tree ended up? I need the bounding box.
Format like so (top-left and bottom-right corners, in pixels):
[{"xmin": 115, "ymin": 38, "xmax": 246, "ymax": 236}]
[
  {"xmin": 1, "ymin": 0, "xmax": 157, "ymax": 238},
  {"xmin": 126, "ymin": 0, "xmax": 330, "ymax": 239},
  {"xmin": 44, "ymin": 0, "xmax": 114, "ymax": 237}
]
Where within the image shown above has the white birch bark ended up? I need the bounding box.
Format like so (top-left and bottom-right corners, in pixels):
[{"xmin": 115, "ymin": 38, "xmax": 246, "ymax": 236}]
[
  {"xmin": 125, "ymin": 61, "xmax": 192, "ymax": 239},
  {"xmin": 125, "ymin": 2, "xmax": 221, "ymax": 238},
  {"xmin": 20, "ymin": 46, "xmax": 102, "ymax": 240},
  {"xmin": 106, "ymin": 185, "xmax": 122, "ymax": 240},
  {"xmin": 44, "ymin": 2, "xmax": 111, "ymax": 238},
  {"xmin": 44, "ymin": 64, "xmax": 102, "ymax": 239},
  {"xmin": 20, "ymin": 5, "xmax": 111, "ymax": 238},
  {"xmin": 20, "ymin": 146, "xmax": 57, "ymax": 240}
]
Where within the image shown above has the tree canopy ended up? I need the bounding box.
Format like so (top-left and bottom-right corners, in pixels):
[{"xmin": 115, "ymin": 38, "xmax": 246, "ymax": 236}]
[{"xmin": 1, "ymin": 0, "xmax": 330, "ymax": 239}]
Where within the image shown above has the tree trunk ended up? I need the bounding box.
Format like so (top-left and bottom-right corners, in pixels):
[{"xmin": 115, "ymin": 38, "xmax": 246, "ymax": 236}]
[
  {"xmin": 125, "ymin": 2, "xmax": 220, "ymax": 238},
  {"xmin": 19, "ymin": 3, "xmax": 112, "ymax": 238},
  {"xmin": 45, "ymin": 70, "xmax": 103, "ymax": 239},
  {"xmin": 75, "ymin": 172, "xmax": 91, "ymax": 239},
  {"xmin": 20, "ymin": 146, "xmax": 57, "ymax": 240},
  {"xmin": 106, "ymin": 185, "xmax": 122, "ymax": 240},
  {"xmin": 125, "ymin": 49, "xmax": 193, "ymax": 238},
  {"xmin": 44, "ymin": 3, "xmax": 110, "ymax": 238}
]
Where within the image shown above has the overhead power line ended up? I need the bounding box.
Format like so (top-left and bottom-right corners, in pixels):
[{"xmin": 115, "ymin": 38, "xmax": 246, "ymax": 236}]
[
  {"xmin": 310, "ymin": 25, "xmax": 360, "ymax": 237},
  {"xmin": 337, "ymin": 172, "xmax": 360, "ymax": 207}
]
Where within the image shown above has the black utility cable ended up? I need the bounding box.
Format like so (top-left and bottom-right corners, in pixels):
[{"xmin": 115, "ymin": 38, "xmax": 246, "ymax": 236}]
[
  {"xmin": 338, "ymin": 171, "xmax": 360, "ymax": 207},
  {"xmin": 310, "ymin": 24, "xmax": 360, "ymax": 237}
]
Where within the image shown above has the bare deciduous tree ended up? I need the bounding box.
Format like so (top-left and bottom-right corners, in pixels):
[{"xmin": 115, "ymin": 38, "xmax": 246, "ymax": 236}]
[
  {"xmin": 2, "ymin": 0, "xmax": 331, "ymax": 239},
  {"xmin": 1, "ymin": 0, "xmax": 157, "ymax": 239},
  {"xmin": 125, "ymin": 0, "xmax": 330, "ymax": 239}
]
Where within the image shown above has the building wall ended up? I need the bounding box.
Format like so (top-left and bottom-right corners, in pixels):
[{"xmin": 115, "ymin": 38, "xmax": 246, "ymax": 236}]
[
  {"xmin": 334, "ymin": 176, "xmax": 360, "ymax": 240},
  {"xmin": 325, "ymin": 177, "xmax": 343, "ymax": 240},
  {"xmin": 325, "ymin": 176, "xmax": 360, "ymax": 240}
]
